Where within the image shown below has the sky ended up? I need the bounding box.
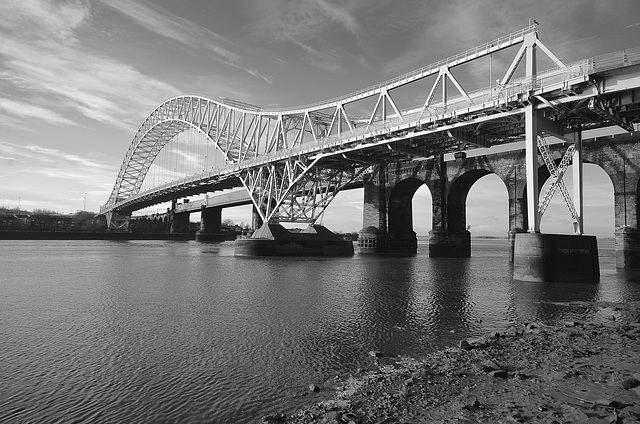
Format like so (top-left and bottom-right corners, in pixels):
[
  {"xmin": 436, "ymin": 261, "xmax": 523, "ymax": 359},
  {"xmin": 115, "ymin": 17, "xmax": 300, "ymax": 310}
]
[{"xmin": 1, "ymin": 0, "xmax": 639, "ymax": 237}]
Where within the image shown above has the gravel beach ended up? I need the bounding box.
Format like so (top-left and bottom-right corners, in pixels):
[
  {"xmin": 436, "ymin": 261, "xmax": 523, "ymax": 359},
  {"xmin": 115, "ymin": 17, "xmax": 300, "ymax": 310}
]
[{"xmin": 263, "ymin": 301, "xmax": 640, "ymax": 424}]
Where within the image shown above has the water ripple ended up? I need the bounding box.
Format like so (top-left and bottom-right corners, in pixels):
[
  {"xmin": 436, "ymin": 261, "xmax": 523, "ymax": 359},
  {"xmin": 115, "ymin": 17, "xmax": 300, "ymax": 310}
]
[{"xmin": 1, "ymin": 239, "xmax": 638, "ymax": 423}]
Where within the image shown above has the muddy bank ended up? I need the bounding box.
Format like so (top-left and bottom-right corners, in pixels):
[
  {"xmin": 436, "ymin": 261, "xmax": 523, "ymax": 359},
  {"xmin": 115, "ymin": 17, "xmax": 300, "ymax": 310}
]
[{"xmin": 265, "ymin": 301, "xmax": 640, "ymax": 423}]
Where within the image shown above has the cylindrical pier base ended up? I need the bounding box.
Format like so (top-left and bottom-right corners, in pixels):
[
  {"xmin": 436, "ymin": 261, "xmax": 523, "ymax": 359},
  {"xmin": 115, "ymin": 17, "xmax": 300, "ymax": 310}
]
[
  {"xmin": 428, "ymin": 230, "xmax": 471, "ymax": 257},
  {"xmin": 356, "ymin": 226, "xmax": 387, "ymax": 254},
  {"xmin": 513, "ymin": 233, "xmax": 600, "ymax": 282},
  {"xmin": 356, "ymin": 227, "xmax": 416, "ymax": 255}
]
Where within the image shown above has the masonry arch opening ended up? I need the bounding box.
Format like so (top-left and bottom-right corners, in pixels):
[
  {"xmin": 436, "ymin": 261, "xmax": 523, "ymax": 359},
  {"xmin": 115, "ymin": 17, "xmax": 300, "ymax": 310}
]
[
  {"xmin": 539, "ymin": 163, "xmax": 615, "ymax": 237},
  {"xmin": 465, "ymin": 174, "xmax": 510, "ymax": 238},
  {"xmin": 412, "ymin": 184, "xmax": 433, "ymax": 240}
]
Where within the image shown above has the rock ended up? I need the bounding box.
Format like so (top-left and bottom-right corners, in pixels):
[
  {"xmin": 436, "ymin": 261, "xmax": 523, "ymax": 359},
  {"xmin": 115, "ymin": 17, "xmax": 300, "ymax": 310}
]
[
  {"xmin": 368, "ymin": 350, "xmax": 383, "ymax": 357},
  {"xmin": 262, "ymin": 412, "xmax": 287, "ymax": 423},
  {"xmin": 626, "ymin": 405, "xmax": 640, "ymax": 418},
  {"xmin": 489, "ymin": 331, "xmax": 501, "ymax": 339},
  {"xmin": 341, "ymin": 412, "xmax": 358, "ymax": 422},
  {"xmin": 481, "ymin": 359, "xmax": 502, "ymax": 372},
  {"xmin": 563, "ymin": 320, "xmax": 577, "ymax": 327},
  {"xmin": 308, "ymin": 384, "xmax": 321, "ymax": 392},
  {"xmin": 324, "ymin": 411, "xmax": 340, "ymax": 421},
  {"xmin": 460, "ymin": 337, "xmax": 492, "ymax": 350},
  {"xmin": 596, "ymin": 399, "xmax": 614, "ymax": 407},
  {"xmin": 610, "ymin": 400, "xmax": 627, "ymax": 409},
  {"xmin": 622, "ymin": 378, "xmax": 640, "ymax": 389},
  {"xmin": 489, "ymin": 369, "xmax": 509, "ymax": 378},
  {"xmin": 460, "ymin": 339, "xmax": 473, "ymax": 350}
]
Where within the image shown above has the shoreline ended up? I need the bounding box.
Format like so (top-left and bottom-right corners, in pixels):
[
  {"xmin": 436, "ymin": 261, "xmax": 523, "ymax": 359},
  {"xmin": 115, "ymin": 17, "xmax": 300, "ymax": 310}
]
[
  {"xmin": 0, "ymin": 231, "xmax": 195, "ymax": 241},
  {"xmin": 266, "ymin": 301, "xmax": 640, "ymax": 423}
]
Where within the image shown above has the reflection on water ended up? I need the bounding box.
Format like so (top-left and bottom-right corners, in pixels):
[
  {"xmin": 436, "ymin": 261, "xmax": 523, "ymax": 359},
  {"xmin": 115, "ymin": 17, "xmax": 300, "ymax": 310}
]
[{"xmin": 1, "ymin": 239, "xmax": 639, "ymax": 423}]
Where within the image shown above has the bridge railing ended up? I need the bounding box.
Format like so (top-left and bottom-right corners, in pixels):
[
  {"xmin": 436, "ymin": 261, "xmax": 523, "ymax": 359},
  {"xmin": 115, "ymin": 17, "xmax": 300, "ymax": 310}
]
[
  {"xmin": 265, "ymin": 24, "xmax": 538, "ymax": 113},
  {"xmin": 104, "ymin": 44, "xmax": 640, "ymax": 214},
  {"xmin": 587, "ymin": 46, "xmax": 640, "ymax": 71}
]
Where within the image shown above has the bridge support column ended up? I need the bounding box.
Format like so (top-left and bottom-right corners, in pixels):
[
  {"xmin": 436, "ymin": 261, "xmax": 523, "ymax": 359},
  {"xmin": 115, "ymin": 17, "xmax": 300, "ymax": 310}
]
[
  {"xmin": 357, "ymin": 166, "xmax": 389, "ymax": 254},
  {"xmin": 428, "ymin": 155, "xmax": 471, "ymax": 257},
  {"xmin": 196, "ymin": 205, "xmax": 225, "ymax": 242},
  {"xmin": 507, "ymin": 166, "xmax": 526, "ymax": 262},
  {"xmin": 615, "ymin": 227, "xmax": 640, "ymax": 268},
  {"xmin": 514, "ymin": 76, "xmax": 599, "ymax": 281},
  {"xmin": 613, "ymin": 160, "xmax": 640, "ymax": 268},
  {"xmin": 169, "ymin": 211, "xmax": 190, "ymax": 234},
  {"xmin": 429, "ymin": 229, "xmax": 471, "ymax": 257},
  {"xmin": 252, "ymin": 206, "xmax": 263, "ymax": 231}
]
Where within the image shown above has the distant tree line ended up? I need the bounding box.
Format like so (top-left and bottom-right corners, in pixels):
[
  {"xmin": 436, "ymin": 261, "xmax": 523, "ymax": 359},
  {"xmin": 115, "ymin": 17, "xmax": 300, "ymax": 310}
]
[{"xmin": 0, "ymin": 208, "xmax": 106, "ymax": 232}]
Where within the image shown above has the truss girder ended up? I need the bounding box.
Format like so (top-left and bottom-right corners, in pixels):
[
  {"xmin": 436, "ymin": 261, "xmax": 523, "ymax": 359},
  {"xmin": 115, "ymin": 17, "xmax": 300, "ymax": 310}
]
[
  {"xmin": 103, "ymin": 26, "xmax": 640, "ymax": 221},
  {"xmin": 238, "ymin": 158, "xmax": 366, "ymax": 223}
]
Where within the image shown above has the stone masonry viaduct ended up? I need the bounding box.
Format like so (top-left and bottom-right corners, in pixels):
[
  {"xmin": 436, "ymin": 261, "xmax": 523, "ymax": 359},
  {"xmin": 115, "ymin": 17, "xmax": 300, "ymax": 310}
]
[{"xmin": 359, "ymin": 132, "xmax": 640, "ymax": 268}]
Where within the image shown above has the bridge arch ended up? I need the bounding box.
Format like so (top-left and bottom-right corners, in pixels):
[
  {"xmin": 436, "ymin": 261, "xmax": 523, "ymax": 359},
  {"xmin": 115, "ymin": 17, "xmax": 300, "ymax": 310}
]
[
  {"xmin": 388, "ymin": 177, "xmax": 428, "ymax": 239},
  {"xmin": 447, "ymin": 169, "xmax": 505, "ymax": 233}
]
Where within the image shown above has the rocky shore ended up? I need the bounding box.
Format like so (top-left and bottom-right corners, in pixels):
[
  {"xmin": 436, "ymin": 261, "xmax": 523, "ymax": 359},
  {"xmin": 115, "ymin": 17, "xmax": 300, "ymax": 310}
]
[{"xmin": 264, "ymin": 301, "xmax": 640, "ymax": 424}]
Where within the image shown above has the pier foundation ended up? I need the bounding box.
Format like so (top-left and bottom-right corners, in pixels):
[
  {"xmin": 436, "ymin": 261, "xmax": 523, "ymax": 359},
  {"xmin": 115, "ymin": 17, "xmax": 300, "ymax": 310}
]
[
  {"xmin": 428, "ymin": 229, "xmax": 471, "ymax": 257},
  {"xmin": 234, "ymin": 223, "xmax": 354, "ymax": 256},
  {"xmin": 513, "ymin": 233, "xmax": 600, "ymax": 282},
  {"xmin": 169, "ymin": 211, "xmax": 190, "ymax": 234},
  {"xmin": 195, "ymin": 206, "xmax": 225, "ymax": 242}
]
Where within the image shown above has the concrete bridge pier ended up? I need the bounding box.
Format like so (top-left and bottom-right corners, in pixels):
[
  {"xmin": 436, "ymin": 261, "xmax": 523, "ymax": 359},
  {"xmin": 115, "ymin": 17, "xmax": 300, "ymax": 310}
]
[
  {"xmin": 234, "ymin": 223, "xmax": 353, "ymax": 256},
  {"xmin": 196, "ymin": 205, "xmax": 225, "ymax": 242},
  {"xmin": 428, "ymin": 229, "xmax": 471, "ymax": 257},
  {"xmin": 616, "ymin": 227, "xmax": 640, "ymax": 268},
  {"xmin": 357, "ymin": 165, "xmax": 418, "ymax": 255},
  {"xmin": 428, "ymin": 155, "xmax": 471, "ymax": 257},
  {"xmin": 169, "ymin": 210, "xmax": 190, "ymax": 234},
  {"xmin": 357, "ymin": 166, "xmax": 389, "ymax": 254},
  {"xmin": 611, "ymin": 148, "xmax": 640, "ymax": 268}
]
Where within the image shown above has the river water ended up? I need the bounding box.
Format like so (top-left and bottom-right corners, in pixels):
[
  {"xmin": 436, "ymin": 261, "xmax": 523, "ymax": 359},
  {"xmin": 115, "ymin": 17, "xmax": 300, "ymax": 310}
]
[{"xmin": 1, "ymin": 238, "xmax": 640, "ymax": 423}]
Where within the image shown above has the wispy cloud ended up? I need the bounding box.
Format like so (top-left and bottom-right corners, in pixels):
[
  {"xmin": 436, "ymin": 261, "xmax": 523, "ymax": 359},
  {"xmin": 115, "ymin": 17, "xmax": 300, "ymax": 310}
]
[
  {"xmin": 101, "ymin": 0, "xmax": 272, "ymax": 83},
  {"xmin": 0, "ymin": 98, "xmax": 77, "ymax": 126},
  {"xmin": 252, "ymin": 0, "xmax": 365, "ymax": 73},
  {"xmin": 0, "ymin": 140, "xmax": 113, "ymax": 171},
  {"xmin": 23, "ymin": 144, "xmax": 113, "ymax": 170},
  {"xmin": 1, "ymin": 0, "xmax": 91, "ymax": 45},
  {"xmin": 0, "ymin": 0, "xmax": 181, "ymax": 130},
  {"xmin": 0, "ymin": 167, "xmax": 33, "ymax": 178}
]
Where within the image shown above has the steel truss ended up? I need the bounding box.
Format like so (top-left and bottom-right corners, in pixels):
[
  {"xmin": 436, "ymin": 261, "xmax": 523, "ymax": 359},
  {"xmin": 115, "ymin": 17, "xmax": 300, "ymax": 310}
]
[{"xmin": 101, "ymin": 23, "xmax": 640, "ymax": 230}]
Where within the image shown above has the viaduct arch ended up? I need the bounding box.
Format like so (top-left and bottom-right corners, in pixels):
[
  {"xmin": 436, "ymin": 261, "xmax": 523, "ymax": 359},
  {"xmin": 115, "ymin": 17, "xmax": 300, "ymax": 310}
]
[{"xmin": 358, "ymin": 133, "xmax": 640, "ymax": 268}]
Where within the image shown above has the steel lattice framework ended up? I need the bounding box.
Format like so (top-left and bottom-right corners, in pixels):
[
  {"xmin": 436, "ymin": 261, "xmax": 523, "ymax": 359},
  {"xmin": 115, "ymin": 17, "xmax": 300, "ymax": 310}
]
[{"xmin": 102, "ymin": 23, "xmax": 640, "ymax": 230}]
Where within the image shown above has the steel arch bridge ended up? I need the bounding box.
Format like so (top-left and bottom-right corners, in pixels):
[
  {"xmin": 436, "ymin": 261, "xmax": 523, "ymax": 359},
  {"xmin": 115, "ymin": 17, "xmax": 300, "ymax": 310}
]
[{"xmin": 101, "ymin": 24, "xmax": 640, "ymax": 231}]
